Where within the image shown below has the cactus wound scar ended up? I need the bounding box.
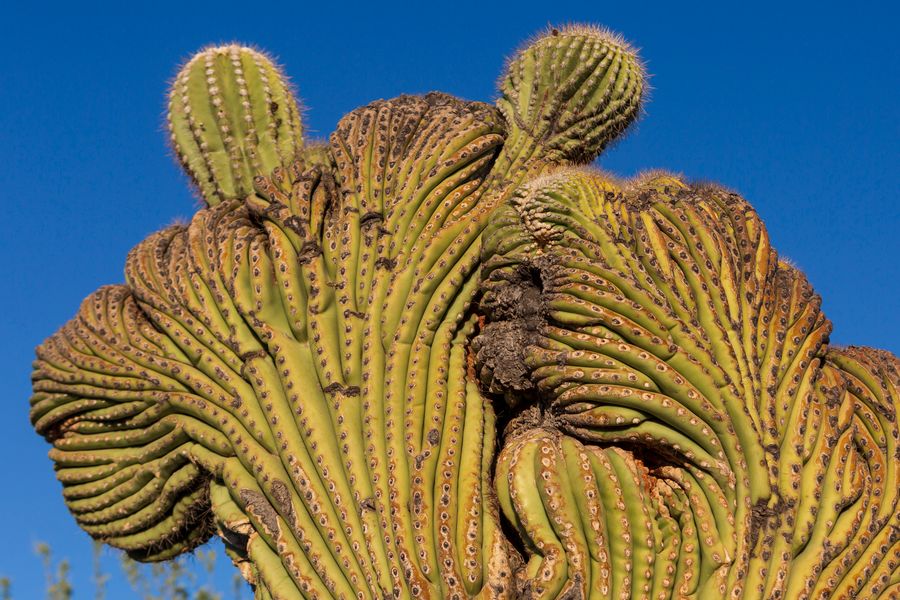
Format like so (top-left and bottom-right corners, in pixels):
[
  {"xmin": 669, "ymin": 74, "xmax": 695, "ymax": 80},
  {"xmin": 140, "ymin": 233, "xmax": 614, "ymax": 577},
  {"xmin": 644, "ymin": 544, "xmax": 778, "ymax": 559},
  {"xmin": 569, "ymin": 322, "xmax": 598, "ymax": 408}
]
[{"xmin": 30, "ymin": 25, "xmax": 900, "ymax": 600}]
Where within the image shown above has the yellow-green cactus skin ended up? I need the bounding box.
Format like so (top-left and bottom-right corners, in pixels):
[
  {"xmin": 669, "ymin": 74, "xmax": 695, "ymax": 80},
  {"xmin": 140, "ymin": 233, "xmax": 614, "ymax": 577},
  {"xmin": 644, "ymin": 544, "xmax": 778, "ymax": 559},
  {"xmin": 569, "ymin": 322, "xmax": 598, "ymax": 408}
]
[{"xmin": 30, "ymin": 26, "xmax": 899, "ymax": 599}]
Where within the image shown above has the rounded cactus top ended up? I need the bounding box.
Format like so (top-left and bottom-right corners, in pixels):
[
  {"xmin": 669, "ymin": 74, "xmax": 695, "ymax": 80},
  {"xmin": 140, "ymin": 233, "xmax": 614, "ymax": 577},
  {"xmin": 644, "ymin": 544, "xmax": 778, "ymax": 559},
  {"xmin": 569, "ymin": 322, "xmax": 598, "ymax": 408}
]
[
  {"xmin": 497, "ymin": 25, "xmax": 645, "ymax": 164},
  {"xmin": 168, "ymin": 44, "xmax": 303, "ymax": 207},
  {"xmin": 166, "ymin": 27, "xmax": 645, "ymax": 210}
]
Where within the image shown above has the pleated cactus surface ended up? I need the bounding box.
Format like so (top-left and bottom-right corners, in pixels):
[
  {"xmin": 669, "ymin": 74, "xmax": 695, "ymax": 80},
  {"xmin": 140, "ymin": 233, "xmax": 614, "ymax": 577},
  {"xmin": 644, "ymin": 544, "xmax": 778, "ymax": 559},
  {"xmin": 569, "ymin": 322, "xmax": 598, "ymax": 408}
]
[{"xmin": 29, "ymin": 25, "xmax": 898, "ymax": 600}]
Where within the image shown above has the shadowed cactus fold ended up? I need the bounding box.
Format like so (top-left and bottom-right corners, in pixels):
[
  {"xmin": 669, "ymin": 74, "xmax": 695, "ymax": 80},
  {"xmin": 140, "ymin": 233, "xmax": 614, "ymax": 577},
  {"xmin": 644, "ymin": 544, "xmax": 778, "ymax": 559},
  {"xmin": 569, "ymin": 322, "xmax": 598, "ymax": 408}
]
[{"xmin": 30, "ymin": 25, "xmax": 899, "ymax": 600}]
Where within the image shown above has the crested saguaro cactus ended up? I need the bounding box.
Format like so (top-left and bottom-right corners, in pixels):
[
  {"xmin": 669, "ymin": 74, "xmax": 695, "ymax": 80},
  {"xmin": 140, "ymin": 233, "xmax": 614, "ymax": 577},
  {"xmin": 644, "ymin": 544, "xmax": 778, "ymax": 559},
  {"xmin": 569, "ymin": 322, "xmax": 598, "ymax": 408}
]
[{"xmin": 30, "ymin": 27, "xmax": 899, "ymax": 600}]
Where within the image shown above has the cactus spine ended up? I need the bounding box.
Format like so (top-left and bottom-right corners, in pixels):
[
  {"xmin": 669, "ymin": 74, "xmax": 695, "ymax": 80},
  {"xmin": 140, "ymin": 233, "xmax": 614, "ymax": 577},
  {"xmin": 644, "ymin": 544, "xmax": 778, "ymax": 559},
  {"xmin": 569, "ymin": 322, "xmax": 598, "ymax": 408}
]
[{"xmin": 30, "ymin": 25, "xmax": 899, "ymax": 600}]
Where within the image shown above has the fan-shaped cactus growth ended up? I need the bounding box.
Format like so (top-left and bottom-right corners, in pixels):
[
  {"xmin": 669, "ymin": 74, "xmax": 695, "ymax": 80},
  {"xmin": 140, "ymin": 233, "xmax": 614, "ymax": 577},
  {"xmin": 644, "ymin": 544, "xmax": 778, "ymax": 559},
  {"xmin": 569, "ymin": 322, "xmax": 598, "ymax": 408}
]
[{"xmin": 30, "ymin": 26, "xmax": 898, "ymax": 600}]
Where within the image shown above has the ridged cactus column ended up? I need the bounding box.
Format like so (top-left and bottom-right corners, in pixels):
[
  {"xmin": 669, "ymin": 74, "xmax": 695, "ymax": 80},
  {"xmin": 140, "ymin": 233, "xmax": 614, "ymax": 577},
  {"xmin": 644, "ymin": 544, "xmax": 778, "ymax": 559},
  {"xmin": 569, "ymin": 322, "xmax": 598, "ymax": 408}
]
[{"xmin": 29, "ymin": 25, "xmax": 898, "ymax": 600}]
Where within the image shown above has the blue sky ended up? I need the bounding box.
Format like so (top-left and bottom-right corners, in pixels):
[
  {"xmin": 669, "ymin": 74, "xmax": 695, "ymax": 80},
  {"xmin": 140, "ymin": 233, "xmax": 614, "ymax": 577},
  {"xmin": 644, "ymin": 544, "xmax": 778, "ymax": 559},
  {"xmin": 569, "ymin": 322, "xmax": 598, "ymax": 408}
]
[{"xmin": 1, "ymin": 1, "xmax": 897, "ymax": 597}]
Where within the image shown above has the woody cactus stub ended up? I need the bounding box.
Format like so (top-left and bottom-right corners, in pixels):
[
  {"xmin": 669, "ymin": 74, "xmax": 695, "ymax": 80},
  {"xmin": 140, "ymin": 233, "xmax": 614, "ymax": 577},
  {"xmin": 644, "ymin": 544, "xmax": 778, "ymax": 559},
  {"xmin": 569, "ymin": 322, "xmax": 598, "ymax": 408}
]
[{"xmin": 29, "ymin": 26, "xmax": 899, "ymax": 600}]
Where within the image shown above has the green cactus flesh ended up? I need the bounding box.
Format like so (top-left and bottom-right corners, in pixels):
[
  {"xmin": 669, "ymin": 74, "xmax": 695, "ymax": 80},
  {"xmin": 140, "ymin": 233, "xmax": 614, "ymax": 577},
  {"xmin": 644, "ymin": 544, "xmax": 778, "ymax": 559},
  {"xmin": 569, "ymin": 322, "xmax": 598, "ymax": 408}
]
[{"xmin": 30, "ymin": 26, "xmax": 899, "ymax": 599}]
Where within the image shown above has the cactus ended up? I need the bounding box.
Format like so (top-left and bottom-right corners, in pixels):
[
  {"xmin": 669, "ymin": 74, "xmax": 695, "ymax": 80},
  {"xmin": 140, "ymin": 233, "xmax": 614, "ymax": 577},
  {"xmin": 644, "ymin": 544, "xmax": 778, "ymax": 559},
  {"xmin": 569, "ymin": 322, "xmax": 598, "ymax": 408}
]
[{"xmin": 29, "ymin": 25, "xmax": 898, "ymax": 600}]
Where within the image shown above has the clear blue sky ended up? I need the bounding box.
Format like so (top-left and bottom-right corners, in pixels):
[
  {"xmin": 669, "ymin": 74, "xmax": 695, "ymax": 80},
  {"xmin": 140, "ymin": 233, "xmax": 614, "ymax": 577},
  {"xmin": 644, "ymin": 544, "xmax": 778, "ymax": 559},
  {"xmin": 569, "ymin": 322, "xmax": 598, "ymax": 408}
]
[{"xmin": 1, "ymin": 2, "xmax": 897, "ymax": 597}]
